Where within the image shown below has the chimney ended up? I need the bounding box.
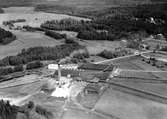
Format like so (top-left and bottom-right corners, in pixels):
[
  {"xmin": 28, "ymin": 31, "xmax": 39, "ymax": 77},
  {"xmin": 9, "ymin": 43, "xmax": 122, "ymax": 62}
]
[{"xmin": 58, "ymin": 63, "xmax": 61, "ymax": 81}]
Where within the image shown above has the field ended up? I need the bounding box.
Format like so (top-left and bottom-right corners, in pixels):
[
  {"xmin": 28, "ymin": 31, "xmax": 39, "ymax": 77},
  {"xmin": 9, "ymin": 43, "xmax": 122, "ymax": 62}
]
[
  {"xmin": 35, "ymin": 0, "xmax": 152, "ymax": 15},
  {"xmin": 61, "ymin": 109, "xmax": 107, "ymax": 119},
  {"xmin": 117, "ymin": 70, "xmax": 158, "ymax": 80},
  {"xmin": 0, "ymin": 7, "xmax": 91, "ymax": 59},
  {"xmin": 0, "ymin": 74, "xmax": 44, "ymax": 94},
  {"xmin": 78, "ymin": 40, "xmax": 121, "ymax": 55},
  {"xmin": 113, "ymin": 81, "xmax": 167, "ymax": 98},
  {"xmin": 113, "ymin": 56, "xmax": 160, "ymax": 71},
  {"xmin": 0, "ymin": 30, "xmax": 63, "ymax": 59},
  {"xmin": 95, "ymin": 88, "xmax": 167, "ymax": 119},
  {"xmin": 144, "ymin": 52, "xmax": 167, "ymax": 61}
]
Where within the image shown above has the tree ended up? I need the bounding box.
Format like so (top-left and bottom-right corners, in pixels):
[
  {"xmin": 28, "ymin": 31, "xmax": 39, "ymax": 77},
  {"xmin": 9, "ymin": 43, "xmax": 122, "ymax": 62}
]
[{"xmin": 13, "ymin": 65, "xmax": 24, "ymax": 72}]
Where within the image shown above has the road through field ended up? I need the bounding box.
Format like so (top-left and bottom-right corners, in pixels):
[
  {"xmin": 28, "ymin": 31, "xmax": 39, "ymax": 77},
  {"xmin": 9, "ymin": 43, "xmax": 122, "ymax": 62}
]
[{"xmin": 94, "ymin": 51, "xmax": 152, "ymax": 64}]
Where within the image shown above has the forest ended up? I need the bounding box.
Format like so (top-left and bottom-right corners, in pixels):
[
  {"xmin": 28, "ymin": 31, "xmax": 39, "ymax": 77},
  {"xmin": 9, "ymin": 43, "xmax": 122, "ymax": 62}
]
[
  {"xmin": 41, "ymin": 3, "xmax": 167, "ymax": 41},
  {"xmin": 0, "ymin": 27, "xmax": 16, "ymax": 44}
]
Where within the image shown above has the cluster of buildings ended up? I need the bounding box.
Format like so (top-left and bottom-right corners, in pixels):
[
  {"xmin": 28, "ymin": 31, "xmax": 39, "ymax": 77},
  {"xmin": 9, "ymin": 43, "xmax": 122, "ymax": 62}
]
[{"xmin": 47, "ymin": 63, "xmax": 117, "ymax": 97}]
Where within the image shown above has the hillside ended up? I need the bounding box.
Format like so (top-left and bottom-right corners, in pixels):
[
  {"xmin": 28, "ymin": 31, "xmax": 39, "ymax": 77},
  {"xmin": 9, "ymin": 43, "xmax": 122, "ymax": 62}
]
[
  {"xmin": 37, "ymin": 0, "xmax": 151, "ymax": 11},
  {"xmin": 0, "ymin": 0, "xmax": 43, "ymax": 7},
  {"xmin": 0, "ymin": 0, "xmax": 167, "ymax": 8}
]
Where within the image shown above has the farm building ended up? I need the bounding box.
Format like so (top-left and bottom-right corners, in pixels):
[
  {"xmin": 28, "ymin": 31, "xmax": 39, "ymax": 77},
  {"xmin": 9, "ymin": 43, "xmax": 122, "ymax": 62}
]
[
  {"xmin": 52, "ymin": 63, "xmax": 115, "ymax": 82},
  {"xmin": 78, "ymin": 63, "xmax": 115, "ymax": 72},
  {"xmin": 48, "ymin": 64, "xmax": 78, "ymax": 70}
]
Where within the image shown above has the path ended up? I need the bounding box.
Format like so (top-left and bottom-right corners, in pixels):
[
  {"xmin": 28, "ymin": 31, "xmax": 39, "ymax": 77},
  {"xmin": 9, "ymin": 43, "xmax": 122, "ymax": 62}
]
[{"xmin": 94, "ymin": 51, "xmax": 152, "ymax": 64}]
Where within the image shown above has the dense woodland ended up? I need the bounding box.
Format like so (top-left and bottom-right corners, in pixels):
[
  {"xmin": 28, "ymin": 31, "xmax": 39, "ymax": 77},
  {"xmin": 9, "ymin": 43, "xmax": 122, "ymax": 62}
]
[
  {"xmin": 41, "ymin": 4, "xmax": 167, "ymax": 41},
  {"xmin": 0, "ymin": 27, "xmax": 16, "ymax": 44}
]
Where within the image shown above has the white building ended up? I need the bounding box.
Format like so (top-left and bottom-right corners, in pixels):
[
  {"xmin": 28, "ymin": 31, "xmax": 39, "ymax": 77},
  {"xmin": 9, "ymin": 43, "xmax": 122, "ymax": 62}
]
[{"xmin": 48, "ymin": 64, "xmax": 78, "ymax": 70}]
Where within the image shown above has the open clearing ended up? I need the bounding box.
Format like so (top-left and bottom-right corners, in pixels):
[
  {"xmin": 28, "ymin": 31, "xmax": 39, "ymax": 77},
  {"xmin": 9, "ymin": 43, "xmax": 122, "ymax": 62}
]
[
  {"xmin": 95, "ymin": 88, "xmax": 167, "ymax": 119},
  {"xmin": 78, "ymin": 40, "xmax": 121, "ymax": 55},
  {"xmin": 113, "ymin": 56, "xmax": 161, "ymax": 71},
  {"xmin": 113, "ymin": 81, "xmax": 167, "ymax": 98},
  {"xmin": 0, "ymin": 7, "xmax": 90, "ymax": 27},
  {"xmin": 0, "ymin": 30, "xmax": 63, "ymax": 59}
]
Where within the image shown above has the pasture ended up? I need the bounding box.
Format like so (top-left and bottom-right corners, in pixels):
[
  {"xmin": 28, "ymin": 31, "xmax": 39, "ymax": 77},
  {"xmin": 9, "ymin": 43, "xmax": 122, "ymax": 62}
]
[
  {"xmin": 114, "ymin": 81, "xmax": 167, "ymax": 98},
  {"xmin": 114, "ymin": 56, "xmax": 161, "ymax": 71},
  {"xmin": 0, "ymin": 30, "xmax": 63, "ymax": 59},
  {"xmin": 0, "ymin": 74, "xmax": 44, "ymax": 94},
  {"xmin": 78, "ymin": 40, "xmax": 121, "ymax": 55},
  {"xmin": 95, "ymin": 88, "xmax": 167, "ymax": 119}
]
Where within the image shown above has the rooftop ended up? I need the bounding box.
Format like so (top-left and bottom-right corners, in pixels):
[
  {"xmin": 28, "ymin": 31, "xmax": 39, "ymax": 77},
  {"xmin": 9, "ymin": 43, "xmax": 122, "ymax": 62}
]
[{"xmin": 78, "ymin": 63, "xmax": 114, "ymax": 72}]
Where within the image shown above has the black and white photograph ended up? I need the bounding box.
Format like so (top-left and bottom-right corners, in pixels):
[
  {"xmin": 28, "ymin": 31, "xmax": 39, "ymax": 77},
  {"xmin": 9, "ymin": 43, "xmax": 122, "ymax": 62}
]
[{"xmin": 0, "ymin": 0, "xmax": 167, "ymax": 119}]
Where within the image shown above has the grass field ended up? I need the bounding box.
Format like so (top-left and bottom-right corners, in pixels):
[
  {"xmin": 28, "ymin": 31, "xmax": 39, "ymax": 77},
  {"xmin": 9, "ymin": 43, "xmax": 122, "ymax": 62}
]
[
  {"xmin": 114, "ymin": 81, "xmax": 167, "ymax": 98},
  {"xmin": 0, "ymin": 30, "xmax": 63, "ymax": 59},
  {"xmin": 78, "ymin": 40, "xmax": 121, "ymax": 55},
  {"xmin": 0, "ymin": 74, "xmax": 44, "ymax": 94},
  {"xmin": 95, "ymin": 88, "xmax": 167, "ymax": 119},
  {"xmin": 61, "ymin": 109, "xmax": 108, "ymax": 119},
  {"xmin": 114, "ymin": 56, "xmax": 160, "ymax": 71},
  {"xmin": 118, "ymin": 70, "xmax": 158, "ymax": 79}
]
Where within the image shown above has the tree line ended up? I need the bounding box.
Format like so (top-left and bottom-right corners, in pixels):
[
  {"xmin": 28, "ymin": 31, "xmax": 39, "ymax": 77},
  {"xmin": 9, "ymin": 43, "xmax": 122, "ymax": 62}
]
[
  {"xmin": 0, "ymin": 61, "xmax": 43, "ymax": 76},
  {"xmin": 98, "ymin": 49, "xmax": 131, "ymax": 59},
  {"xmin": 0, "ymin": 43, "xmax": 82, "ymax": 67},
  {"xmin": 45, "ymin": 30, "xmax": 66, "ymax": 40},
  {"xmin": 0, "ymin": 27, "xmax": 16, "ymax": 44}
]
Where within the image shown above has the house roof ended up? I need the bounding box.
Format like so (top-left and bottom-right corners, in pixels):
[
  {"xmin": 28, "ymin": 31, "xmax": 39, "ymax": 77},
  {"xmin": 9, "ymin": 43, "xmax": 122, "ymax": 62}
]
[
  {"xmin": 54, "ymin": 69, "xmax": 80, "ymax": 77},
  {"xmin": 78, "ymin": 63, "xmax": 114, "ymax": 72}
]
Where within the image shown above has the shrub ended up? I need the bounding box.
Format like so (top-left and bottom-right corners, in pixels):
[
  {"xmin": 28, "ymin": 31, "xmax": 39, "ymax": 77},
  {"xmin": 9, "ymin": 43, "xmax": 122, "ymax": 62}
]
[
  {"xmin": 13, "ymin": 65, "xmax": 24, "ymax": 72},
  {"xmin": 0, "ymin": 27, "xmax": 16, "ymax": 44},
  {"xmin": 45, "ymin": 30, "xmax": 66, "ymax": 39},
  {"xmin": 65, "ymin": 38, "xmax": 77, "ymax": 44},
  {"xmin": 0, "ymin": 67, "xmax": 13, "ymax": 75},
  {"xmin": 98, "ymin": 50, "xmax": 117, "ymax": 59}
]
